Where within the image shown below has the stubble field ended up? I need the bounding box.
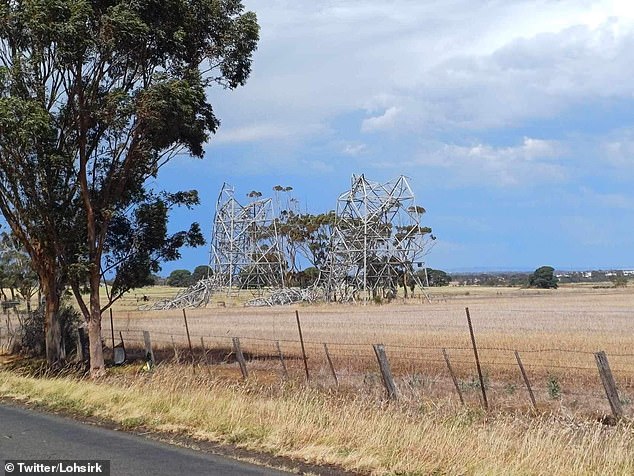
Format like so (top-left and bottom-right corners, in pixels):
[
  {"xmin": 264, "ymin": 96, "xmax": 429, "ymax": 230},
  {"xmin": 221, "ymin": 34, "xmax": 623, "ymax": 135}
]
[
  {"xmin": 106, "ymin": 284, "xmax": 634, "ymax": 417},
  {"xmin": 3, "ymin": 284, "xmax": 634, "ymax": 474}
]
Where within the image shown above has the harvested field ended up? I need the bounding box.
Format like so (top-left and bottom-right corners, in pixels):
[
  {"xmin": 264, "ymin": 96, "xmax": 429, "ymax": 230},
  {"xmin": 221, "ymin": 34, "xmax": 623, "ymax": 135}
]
[{"xmin": 103, "ymin": 285, "xmax": 634, "ymax": 418}]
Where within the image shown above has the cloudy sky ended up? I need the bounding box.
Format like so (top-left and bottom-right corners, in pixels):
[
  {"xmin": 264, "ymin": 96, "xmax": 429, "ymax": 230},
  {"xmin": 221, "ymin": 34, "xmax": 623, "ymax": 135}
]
[{"xmin": 163, "ymin": 0, "xmax": 634, "ymax": 273}]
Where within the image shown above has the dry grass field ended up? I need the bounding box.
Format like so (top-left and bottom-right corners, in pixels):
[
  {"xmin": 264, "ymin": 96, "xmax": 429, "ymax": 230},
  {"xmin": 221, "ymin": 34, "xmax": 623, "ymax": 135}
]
[
  {"xmin": 102, "ymin": 284, "xmax": 634, "ymax": 418},
  {"xmin": 2, "ymin": 283, "xmax": 634, "ymax": 474}
]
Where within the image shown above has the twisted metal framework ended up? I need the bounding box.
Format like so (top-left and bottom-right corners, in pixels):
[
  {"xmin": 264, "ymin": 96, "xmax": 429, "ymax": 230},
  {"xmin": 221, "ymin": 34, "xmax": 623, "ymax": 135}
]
[
  {"xmin": 141, "ymin": 277, "xmax": 215, "ymax": 310},
  {"xmin": 325, "ymin": 174, "xmax": 432, "ymax": 302},
  {"xmin": 144, "ymin": 175, "xmax": 433, "ymax": 309},
  {"xmin": 210, "ymin": 183, "xmax": 285, "ymax": 293},
  {"xmin": 143, "ymin": 184, "xmax": 285, "ymax": 310}
]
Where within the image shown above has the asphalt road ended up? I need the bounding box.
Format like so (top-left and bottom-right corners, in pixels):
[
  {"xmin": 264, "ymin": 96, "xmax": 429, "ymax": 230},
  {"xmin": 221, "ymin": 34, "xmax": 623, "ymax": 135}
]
[{"xmin": 0, "ymin": 404, "xmax": 290, "ymax": 476}]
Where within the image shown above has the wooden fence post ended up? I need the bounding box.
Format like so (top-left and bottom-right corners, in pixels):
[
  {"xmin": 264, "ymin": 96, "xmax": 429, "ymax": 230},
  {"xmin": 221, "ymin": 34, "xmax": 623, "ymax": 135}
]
[
  {"xmin": 323, "ymin": 343, "xmax": 339, "ymax": 386},
  {"xmin": 118, "ymin": 331, "xmax": 126, "ymax": 353},
  {"xmin": 182, "ymin": 309, "xmax": 196, "ymax": 374},
  {"xmin": 295, "ymin": 310, "xmax": 310, "ymax": 381},
  {"xmin": 232, "ymin": 337, "xmax": 249, "ymax": 379},
  {"xmin": 465, "ymin": 307, "xmax": 488, "ymax": 410},
  {"xmin": 442, "ymin": 348, "xmax": 464, "ymax": 405},
  {"xmin": 595, "ymin": 350, "xmax": 623, "ymax": 419},
  {"xmin": 109, "ymin": 308, "xmax": 115, "ymax": 351},
  {"xmin": 373, "ymin": 344, "xmax": 398, "ymax": 400},
  {"xmin": 514, "ymin": 350, "xmax": 537, "ymax": 411},
  {"xmin": 142, "ymin": 330, "xmax": 155, "ymax": 368},
  {"xmin": 275, "ymin": 340, "xmax": 288, "ymax": 379}
]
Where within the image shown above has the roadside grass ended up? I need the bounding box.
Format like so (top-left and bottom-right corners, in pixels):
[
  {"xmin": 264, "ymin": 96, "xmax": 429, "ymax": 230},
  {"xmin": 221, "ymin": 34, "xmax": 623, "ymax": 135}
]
[{"xmin": 1, "ymin": 364, "xmax": 633, "ymax": 475}]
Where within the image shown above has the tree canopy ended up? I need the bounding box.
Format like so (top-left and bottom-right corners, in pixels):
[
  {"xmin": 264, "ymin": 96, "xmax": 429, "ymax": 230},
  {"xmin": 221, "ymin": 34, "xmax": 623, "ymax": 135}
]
[
  {"xmin": 166, "ymin": 269, "xmax": 193, "ymax": 287},
  {"xmin": 0, "ymin": 0, "xmax": 259, "ymax": 370},
  {"xmin": 529, "ymin": 266, "xmax": 558, "ymax": 289}
]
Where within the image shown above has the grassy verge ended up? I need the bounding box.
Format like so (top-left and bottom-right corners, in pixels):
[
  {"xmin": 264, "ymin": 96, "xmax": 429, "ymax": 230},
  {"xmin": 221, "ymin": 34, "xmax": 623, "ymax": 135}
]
[{"xmin": 1, "ymin": 364, "xmax": 633, "ymax": 475}]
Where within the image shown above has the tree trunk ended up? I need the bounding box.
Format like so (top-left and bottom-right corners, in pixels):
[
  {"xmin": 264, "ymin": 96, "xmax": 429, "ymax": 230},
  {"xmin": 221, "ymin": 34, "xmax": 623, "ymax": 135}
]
[
  {"xmin": 88, "ymin": 268, "xmax": 105, "ymax": 376},
  {"xmin": 42, "ymin": 276, "xmax": 63, "ymax": 365}
]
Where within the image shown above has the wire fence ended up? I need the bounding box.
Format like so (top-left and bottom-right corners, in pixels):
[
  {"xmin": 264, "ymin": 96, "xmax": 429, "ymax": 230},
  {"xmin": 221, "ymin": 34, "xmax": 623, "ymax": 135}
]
[
  {"xmin": 97, "ymin": 306, "xmax": 634, "ymax": 419},
  {"xmin": 2, "ymin": 304, "xmax": 633, "ymax": 418}
]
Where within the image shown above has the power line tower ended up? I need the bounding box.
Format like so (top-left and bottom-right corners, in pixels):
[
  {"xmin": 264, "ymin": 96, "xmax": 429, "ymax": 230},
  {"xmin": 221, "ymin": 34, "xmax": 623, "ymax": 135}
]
[
  {"xmin": 325, "ymin": 174, "xmax": 433, "ymax": 302},
  {"xmin": 210, "ymin": 183, "xmax": 285, "ymax": 295}
]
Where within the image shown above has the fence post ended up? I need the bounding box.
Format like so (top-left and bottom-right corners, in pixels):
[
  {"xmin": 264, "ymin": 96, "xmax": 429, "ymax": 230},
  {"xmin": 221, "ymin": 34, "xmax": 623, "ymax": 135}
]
[
  {"xmin": 295, "ymin": 310, "xmax": 310, "ymax": 381},
  {"xmin": 594, "ymin": 350, "xmax": 623, "ymax": 419},
  {"xmin": 442, "ymin": 348, "xmax": 464, "ymax": 405},
  {"xmin": 232, "ymin": 337, "xmax": 249, "ymax": 379},
  {"xmin": 182, "ymin": 309, "xmax": 196, "ymax": 374},
  {"xmin": 373, "ymin": 344, "xmax": 398, "ymax": 400},
  {"xmin": 514, "ymin": 350, "xmax": 537, "ymax": 411},
  {"xmin": 323, "ymin": 343, "xmax": 339, "ymax": 386},
  {"xmin": 109, "ymin": 308, "xmax": 115, "ymax": 351},
  {"xmin": 275, "ymin": 340, "xmax": 288, "ymax": 379},
  {"xmin": 119, "ymin": 331, "xmax": 126, "ymax": 352},
  {"xmin": 142, "ymin": 330, "xmax": 155, "ymax": 368},
  {"xmin": 465, "ymin": 307, "xmax": 488, "ymax": 410}
]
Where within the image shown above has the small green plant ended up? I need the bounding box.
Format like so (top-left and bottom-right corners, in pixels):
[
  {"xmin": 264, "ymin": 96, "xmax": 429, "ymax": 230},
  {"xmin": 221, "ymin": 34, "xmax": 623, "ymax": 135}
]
[
  {"xmin": 504, "ymin": 383, "xmax": 517, "ymax": 395},
  {"xmin": 612, "ymin": 275, "xmax": 628, "ymax": 288},
  {"xmin": 460, "ymin": 374, "xmax": 489, "ymax": 392},
  {"xmin": 547, "ymin": 375, "xmax": 561, "ymax": 400}
]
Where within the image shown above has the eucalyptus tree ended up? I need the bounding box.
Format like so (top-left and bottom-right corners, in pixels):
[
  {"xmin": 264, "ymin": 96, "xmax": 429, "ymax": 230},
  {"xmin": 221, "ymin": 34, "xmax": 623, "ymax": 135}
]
[{"xmin": 0, "ymin": 0, "xmax": 258, "ymax": 372}]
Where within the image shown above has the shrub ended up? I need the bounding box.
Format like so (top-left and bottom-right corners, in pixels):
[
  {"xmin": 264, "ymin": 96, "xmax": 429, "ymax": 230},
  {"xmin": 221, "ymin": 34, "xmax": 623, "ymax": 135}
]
[
  {"xmin": 547, "ymin": 375, "xmax": 561, "ymax": 399},
  {"xmin": 20, "ymin": 304, "xmax": 83, "ymax": 357}
]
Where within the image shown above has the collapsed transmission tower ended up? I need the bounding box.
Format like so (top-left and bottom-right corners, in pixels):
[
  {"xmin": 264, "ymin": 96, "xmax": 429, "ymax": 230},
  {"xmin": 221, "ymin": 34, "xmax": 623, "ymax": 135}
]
[
  {"xmin": 210, "ymin": 183, "xmax": 285, "ymax": 294},
  {"xmin": 325, "ymin": 174, "xmax": 433, "ymax": 302},
  {"xmin": 143, "ymin": 184, "xmax": 285, "ymax": 310}
]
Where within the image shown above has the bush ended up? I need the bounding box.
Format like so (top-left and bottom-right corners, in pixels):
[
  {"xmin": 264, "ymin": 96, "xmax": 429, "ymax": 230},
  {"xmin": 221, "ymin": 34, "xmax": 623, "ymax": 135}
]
[
  {"xmin": 612, "ymin": 275, "xmax": 628, "ymax": 288},
  {"xmin": 20, "ymin": 304, "xmax": 83, "ymax": 357},
  {"xmin": 529, "ymin": 266, "xmax": 558, "ymax": 289}
]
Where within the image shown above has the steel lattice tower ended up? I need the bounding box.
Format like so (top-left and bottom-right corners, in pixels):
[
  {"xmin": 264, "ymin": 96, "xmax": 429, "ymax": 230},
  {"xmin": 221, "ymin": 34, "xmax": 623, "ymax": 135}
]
[
  {"xmin": 325, "ymin": 174, "xmax": 432, "ymax": 302},
  {"xmin": 210, "ymin": 183, "xmax": 285, "ymax": 294}
]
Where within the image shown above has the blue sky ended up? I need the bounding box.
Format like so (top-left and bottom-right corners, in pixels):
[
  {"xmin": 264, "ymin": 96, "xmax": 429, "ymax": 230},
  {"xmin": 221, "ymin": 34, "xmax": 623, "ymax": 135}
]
[{"xmin": 161, "ymin": 0, "xmax": 634, "ymax": 275}]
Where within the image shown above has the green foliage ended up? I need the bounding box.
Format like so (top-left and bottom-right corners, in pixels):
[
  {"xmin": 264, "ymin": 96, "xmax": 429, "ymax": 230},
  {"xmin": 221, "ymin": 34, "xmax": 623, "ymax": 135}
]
[
  {"xmin": 191, "ymin": 265, "xmax": 212, "ymax": 283},
  {"xmin": 547, "ymin": 375, "xmax": 562, "ymax": 399},
  {"xmin": 529, "ymin": 266, "xmax": 558, "ymax": 289},
  {"xmin": 0, "ymin": 232, "xmax": 38, "ymax": 305},
  {"xmin": 419, "ymin": 268, "xmax": 452, "ymax": 287},
  {"xmin": 275, "ymin": 211, "xmax": 337, "ymax": 273},
  {"xmin": 166, "ymin": 269, "xmax": 193, "ymax": 287},
  {"xmin": 0, "ymin": 0, "xmax": 259, "ymax": 366},
  {"xmin": 612, "ymin": 275, "xmax": 628, "ymax": 288},
  {"xmin": 21, "ymin": 304, "xmax": 82, "ymax": 357}
]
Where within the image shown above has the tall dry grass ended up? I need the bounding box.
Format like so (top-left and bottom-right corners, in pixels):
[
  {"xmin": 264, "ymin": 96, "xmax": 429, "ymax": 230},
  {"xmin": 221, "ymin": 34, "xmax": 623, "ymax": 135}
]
[
  {"xmin": 102, "ymin": 286, "xmax": 634, "ymax": 414},
  {"xmin": 1, "ymin": 364, "xmax": 633, "ymax": 475}
]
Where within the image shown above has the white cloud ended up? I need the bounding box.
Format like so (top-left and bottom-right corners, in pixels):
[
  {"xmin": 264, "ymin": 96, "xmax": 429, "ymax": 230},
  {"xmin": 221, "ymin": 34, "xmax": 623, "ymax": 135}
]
[
  {"xmin": 410, "ymin": 137, "xmax": 567, "ymax": 187},
  {"xmin": 580, "ymin": 187, "xmax": 634, "ymax": 209},
  {"xmin": 204, "ymin": 1, "xmax": 634, "ymax": 185},
  {"xmin": 361, "ymin": 107, "xmax": 402, "ymax": 132},
  {"xmin": 220, "ymin": 0, "xmax": 634, "ymax": 135},
  {"xmin": 601, "ymin": 134, "xmax": 634, "ymax": 169},
  {"xmin": 342, "ymin": 143, "xmax": 368, "ymax": 156},
  {"xmin": 213, "ymin": 122, "xmax": 325, "ymax": 145}
]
